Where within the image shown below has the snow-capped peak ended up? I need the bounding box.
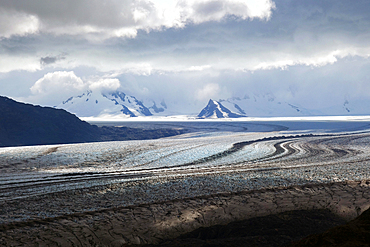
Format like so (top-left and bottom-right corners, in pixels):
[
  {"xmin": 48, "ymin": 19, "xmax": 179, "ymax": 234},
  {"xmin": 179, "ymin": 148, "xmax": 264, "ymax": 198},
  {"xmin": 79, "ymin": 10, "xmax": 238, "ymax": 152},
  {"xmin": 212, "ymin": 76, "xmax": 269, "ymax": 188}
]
[
  {"xmin": 58, "ymin": 90, "xmax": 153, "ymax": 118},
  {"xmin": 198, "ymin": 99, "xmax": 246, "ymax": 118},
  {"xmin": 102, "ymin": 91, "xmax": 152, "ymax": 117},
  {"xmin": 218, "ymin": 94, "xmax": 315, "ymax": 117}
]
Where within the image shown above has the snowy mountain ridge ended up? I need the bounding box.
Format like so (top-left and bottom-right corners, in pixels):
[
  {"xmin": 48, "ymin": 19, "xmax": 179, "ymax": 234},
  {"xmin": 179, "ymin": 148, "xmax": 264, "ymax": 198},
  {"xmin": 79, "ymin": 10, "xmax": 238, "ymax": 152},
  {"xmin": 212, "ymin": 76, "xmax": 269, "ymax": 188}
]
[
  {"xmin": 57, "ymin": 90, "xmax": 370, "ymax": 119},
  {"xmin": 196, "ymin": 93, "xmax": 316, "ymax": 119},
  {"xmin": 102, "ymin": 91, "xmax": 152, "ymax": 117},
  {"xmin": 58, "ymin": 90, "xmax": 155, "ymax": 118},
  {"xmin": 217, "ymin": 94, "xmax": 315, "ymax": 117},
  {"xmin": 197, "ymin": 92, "xmax": 370, "ymax": 119}
]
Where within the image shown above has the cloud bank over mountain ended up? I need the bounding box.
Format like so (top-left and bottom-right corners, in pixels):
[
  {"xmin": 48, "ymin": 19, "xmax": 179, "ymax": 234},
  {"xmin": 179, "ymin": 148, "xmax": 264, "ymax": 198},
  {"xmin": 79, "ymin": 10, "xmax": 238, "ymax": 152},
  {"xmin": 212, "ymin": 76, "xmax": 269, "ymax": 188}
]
[{"xmin": 1, "ymin": 0, "xmax": 370, "ymax": 116}]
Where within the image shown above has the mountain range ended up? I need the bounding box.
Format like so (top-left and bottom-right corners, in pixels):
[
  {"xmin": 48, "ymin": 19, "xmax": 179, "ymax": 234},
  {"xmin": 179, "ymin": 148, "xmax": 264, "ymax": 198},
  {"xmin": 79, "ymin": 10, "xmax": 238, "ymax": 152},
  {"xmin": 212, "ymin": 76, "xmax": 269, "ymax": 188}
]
[
  {"xmin": 59, "ymin": 90, "xmax": 155, "ymax": 118},
  {"xmin": 56, "ymin": 90, "xmax": 369, "ymax": 119},
  {"xmin": 0, "ymin": 95, "xmax": 184, "ymax": 147}
]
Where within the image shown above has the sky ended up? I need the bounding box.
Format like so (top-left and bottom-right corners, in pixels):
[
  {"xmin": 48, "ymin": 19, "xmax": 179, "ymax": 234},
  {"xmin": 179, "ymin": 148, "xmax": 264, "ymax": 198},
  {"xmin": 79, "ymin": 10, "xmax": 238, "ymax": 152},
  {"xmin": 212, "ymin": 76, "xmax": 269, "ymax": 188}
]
[{"xmin": 1, "ymin": 0, "xmax": 370, "ymax": 114}]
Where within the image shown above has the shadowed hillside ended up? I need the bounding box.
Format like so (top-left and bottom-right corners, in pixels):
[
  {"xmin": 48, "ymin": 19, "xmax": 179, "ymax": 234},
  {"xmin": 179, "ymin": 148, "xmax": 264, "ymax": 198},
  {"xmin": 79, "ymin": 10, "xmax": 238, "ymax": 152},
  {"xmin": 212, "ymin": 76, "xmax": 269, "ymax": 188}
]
[{"xmin": 0, "ymin": 96, "xmax": 100, "ymax": 147}]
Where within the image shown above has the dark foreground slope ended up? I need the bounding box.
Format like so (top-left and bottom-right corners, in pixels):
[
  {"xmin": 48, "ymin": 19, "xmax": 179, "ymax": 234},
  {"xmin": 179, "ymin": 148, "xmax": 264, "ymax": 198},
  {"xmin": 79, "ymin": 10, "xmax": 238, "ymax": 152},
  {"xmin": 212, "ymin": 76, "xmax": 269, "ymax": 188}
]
[
  {"xmin": 148, "ymin": 209, "xmax": 347, "ymax": 247},
  {"xmin": 289, "ymin": 207, "xmax": 370, "ymax": 247},
  {"xmin": 0, "ymin": 96, "xmax": 100, "ymax": 147},
  {"xmin": 0, "ymin": 96, "xmax": 183, "ymax": 147},
  {"xmin": 146, "ymin": 207, "xmax": 370, "ymax": 247}
]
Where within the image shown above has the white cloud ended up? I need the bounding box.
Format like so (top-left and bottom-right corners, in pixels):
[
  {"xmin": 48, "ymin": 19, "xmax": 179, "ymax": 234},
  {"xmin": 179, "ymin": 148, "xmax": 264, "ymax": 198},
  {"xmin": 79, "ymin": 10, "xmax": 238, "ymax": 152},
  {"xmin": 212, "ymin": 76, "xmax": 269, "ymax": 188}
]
[
  {"xmin": 183, "ymin": 0, "xmax": 275, "ymax": 24},
  {"xmin": 195, "ymin": 83, "xmax": 220, "ymax": 101},
  {"xmin": 0, "ymin": 55, "xmax": 40, "ymax": 73},
  {"xmin": 186, "ymin": 65, "xmax": 212, "ymax": 71},
  {"xmin": 0, "ymin": 8, "xmax": 39, "ymax": 38},
  {"xmin": 251, "ymin": 48, "xmax": 368, "ymax": 71},
  {"xmin": 31, "ymin": 71, "xmax": 86, "ymax": 94},
  {"xmin": 28, "ymin": 71, "xmax": 124, "ymax": 106},
  {"xmin": 0, "ymin": 0, "xmax": 275, "ymax": 39},
  {"xmin": 88, "ymin": 78, "xmax": 121, "ymax": 93},
  {"xmin": 29, "ymin": 71, "xmax": 87, "ymax": 105}
]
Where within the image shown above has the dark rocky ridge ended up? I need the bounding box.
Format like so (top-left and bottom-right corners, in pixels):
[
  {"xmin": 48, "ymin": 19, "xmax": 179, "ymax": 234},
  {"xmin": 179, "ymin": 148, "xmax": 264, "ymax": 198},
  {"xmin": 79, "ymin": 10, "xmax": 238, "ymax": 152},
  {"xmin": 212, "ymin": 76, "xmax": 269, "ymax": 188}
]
[
  {"xmin": 0, "ymin": 96, "xmax": 184, "ymax": 147},
  {"xmin": 0, "ymin": 96, "xmax": 100, "ymax": 147},
  {"xmin": 98, "ymin": 125, "xmax": 185, "ymax": 142}
]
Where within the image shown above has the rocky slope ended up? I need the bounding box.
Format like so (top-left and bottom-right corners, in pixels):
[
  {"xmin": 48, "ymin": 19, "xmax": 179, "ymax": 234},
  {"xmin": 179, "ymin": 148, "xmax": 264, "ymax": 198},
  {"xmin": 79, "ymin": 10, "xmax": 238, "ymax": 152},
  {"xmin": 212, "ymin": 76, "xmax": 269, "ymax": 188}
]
[{"xmin": 1, "ymin": 180, "xmax": 369, "ymax": 246}]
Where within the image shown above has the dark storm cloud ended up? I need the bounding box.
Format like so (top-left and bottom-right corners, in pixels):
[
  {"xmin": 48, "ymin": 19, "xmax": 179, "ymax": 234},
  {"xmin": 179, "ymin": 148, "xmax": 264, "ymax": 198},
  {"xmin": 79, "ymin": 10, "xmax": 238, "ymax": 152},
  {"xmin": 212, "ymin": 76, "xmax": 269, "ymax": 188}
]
[
  {"xmin": 92, "ymin": 0, "xmax": 369, "ymax": 72},
  {"xmin": 195, "ymin": 1, "xmax": 224, "ymax": 16},
  {"xmin": 0, "ymin": 0, "xmax": 135, "ymax": 28},
  {"xmin": 40, "ymin": 54, "xmax": 66, "ymax": 66},
  {"xmin": 40, "ymin": 56, "xmax": 57, "ymax": 65},
  {"xmin": 0, "ymin": 0, "xmax": 274, "ymax": 39},
  {"xmin": 1, "ymin": 0, "xmax": 369, "ymax": 73}
]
